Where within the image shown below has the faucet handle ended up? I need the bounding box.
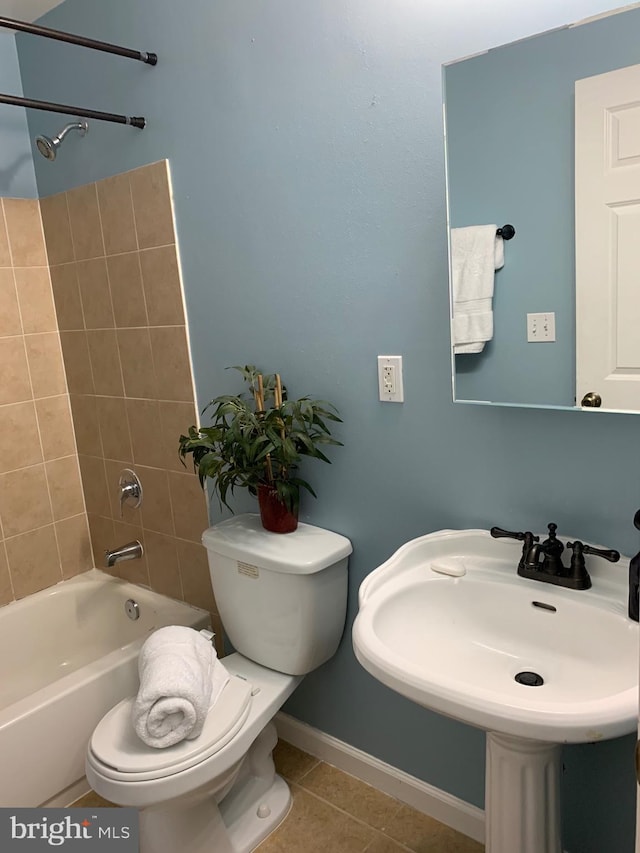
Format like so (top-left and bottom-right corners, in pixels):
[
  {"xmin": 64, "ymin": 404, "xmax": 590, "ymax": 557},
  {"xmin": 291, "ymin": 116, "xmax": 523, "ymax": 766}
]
[
  {"xmin": 569, "ymin": 541, "xmax": 620, "ymax": 564},
  {"xmin": 118, "ymin": 468, "xmax": 142, "ymax": 517},
  {"xmin": 490, "ymin": 527, "xmax": 539, "ymax": 544},
  {"xmin": 491, "ymin": 526, "xmax": 525, "ymax": 540}
]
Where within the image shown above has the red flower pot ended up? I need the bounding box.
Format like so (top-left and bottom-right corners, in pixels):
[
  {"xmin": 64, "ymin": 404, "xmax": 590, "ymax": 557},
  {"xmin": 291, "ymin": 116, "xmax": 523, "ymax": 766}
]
[{"xmin": 257, "ymin": 485, "xmax": 298, "ymax": 533}]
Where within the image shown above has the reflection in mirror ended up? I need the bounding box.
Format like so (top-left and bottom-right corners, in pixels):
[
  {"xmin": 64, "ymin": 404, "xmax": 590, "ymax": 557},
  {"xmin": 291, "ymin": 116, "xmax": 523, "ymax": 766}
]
[{"xmin": 444, "ymin": 3, "xmax": 640, "ymax": 413}]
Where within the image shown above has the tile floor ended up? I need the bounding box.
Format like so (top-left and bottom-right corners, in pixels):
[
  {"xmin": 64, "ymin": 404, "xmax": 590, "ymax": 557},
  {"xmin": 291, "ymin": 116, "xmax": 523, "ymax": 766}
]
[{"xmin": 72, "ymin": 739, "xmax": 485, "ymax": 853}]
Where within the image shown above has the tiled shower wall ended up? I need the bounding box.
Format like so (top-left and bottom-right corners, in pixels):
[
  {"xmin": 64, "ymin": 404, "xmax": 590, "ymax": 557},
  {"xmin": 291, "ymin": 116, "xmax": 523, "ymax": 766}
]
[
  {"xmin": 39, "ymin": 161, "xmax": 217, "ymax": 618},
  {"xmin": 0, "ymin": 198, "xmax": 91, "ymax": 606}
]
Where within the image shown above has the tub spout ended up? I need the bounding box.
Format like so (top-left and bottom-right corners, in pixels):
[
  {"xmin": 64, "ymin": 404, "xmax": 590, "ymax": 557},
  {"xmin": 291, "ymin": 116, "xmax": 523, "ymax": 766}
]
[{"xmin": 105, "ymin": 540, "xmax": 143, "ymax": 567}]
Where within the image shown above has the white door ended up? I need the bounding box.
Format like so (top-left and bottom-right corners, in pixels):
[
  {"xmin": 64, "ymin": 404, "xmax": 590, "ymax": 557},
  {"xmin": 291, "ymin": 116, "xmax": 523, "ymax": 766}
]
[{"xmin": 575, "ymin": 63, "xmax": 640, "ymax": 411}]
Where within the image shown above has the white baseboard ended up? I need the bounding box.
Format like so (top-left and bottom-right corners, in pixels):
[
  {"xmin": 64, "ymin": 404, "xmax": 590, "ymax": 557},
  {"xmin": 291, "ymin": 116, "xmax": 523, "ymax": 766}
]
[{"xmin": 275, "ymin": 712, "xmax": 485, "ymax": 844}]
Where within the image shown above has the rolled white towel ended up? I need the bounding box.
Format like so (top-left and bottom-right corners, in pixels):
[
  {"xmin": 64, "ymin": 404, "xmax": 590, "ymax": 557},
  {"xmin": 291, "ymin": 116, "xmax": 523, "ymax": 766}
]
[{"xmin": 132, "ymin": 626, "xmax": 230, "ymax": 749}]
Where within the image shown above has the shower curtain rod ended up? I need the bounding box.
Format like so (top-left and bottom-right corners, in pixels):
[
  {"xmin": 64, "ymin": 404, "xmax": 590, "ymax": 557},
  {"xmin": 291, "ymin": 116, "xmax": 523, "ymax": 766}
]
[
  {"xmin": 0, "ymin": 15, "xmax": 157, "ymax": 65},
  {"xmin": 0, "ymin": 93, "xmax": 145, "ymax": 129}
]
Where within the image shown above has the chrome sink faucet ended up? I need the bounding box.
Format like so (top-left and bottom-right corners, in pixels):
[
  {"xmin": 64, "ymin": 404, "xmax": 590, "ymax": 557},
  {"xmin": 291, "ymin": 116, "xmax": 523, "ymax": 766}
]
[
  {"xmin": 105, "ymin": 540, "xmax": 143, "ymax": 567},
  {"xmin": 490, "ymin": 523, "xmax": 620, "ymax": 590}
]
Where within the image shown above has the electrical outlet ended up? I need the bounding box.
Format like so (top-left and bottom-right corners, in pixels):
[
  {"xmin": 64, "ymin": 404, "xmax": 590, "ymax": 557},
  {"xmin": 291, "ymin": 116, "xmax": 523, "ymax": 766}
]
[
  {"xmin": 378, "ymin": 355, "xmax": 404, "ymax": 402},
  {"xmin": 527, "ymin": 312, "xmax": 556, "ymax": 342}
]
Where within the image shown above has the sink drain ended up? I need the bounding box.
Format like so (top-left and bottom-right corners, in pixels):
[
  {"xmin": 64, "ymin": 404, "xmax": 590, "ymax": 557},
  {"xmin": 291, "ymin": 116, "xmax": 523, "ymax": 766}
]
[{"xmin": 515, "ymin": 671, "xmax": 544, "ymax": 687}]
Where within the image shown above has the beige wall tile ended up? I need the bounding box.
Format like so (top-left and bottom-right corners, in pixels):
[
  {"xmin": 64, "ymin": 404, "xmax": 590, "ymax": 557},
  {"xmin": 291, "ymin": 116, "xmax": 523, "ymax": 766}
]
[
  {"xmin": 87, "ymin": 330, "xmax": 124, "ymax": 396},
  {"xmin": 96, "ymin": 396, "xmax": 133, "ymax": 462},
  {"xmin": 144, "ymin": 530, "xmax": 183, "ymax": 600},
  {"xmin": 0, "ymin": 463, "xmax": 53, "ymax": 536},
  {"xmin": 0, "ymin": 543, "xmax": 14, "ymax": 606},
  {"xmin": 60, "ymin": 332, "xmax": 94, "ymax": 394},
  {"xmin": 35, "ymin": 395, "xmax": 76, "ymax": 461},
  {"xmin": 5, "ymin": 525, "xmax": 61, "ymax": 598},
  {"xmin": 15, "ymin": 267, "xmax": 57, "ymax": 333},
  {"xmin": 117, "ymin": 328, "xmax": 157, "ymax": 398},
  {"xmin": 0, "ymin": 203, "xmax": 11, "ymax": 267},
  {"xmin": 97, "ymin": 173, "xmax": 137, "ymax": 255},
  {"xmin": 137, "ymin": 465, "xmax": 174, "ymax": 534},
  {"xmin": 56, "ymin": 514, "xmax": 93, "ymax": 578},
  {"xmin": 78, "ymin": 454, "xmax": 110, "ymax": 516},
  {"xmin": 0, "ymin": 337, "xmax": 32, "ymax": 404},
  {"xmin": 25, "ymin": 332, "xmax": 67, "ymax": 398},
  {"xmin": 107, "ymin": 252, "xmax": 147, "ymax": 327},
  {"xmin": 69, "ymin": 394, "xmax": 102, "ymax": 456},
  {"xmin": 50, "ymin": 263, "xmax": 84, "ymax": 330},
  {"xmin": 149, "ymin": 326, "xmax": 193, "ymax": 402},
  {"xmin": 175, "ymin": 538, "xmax": 216, "ymax": 612},
  {"xmin": 0, "ymin": 268, "xmax": 22, "ymax": 335},
  {"xmin": 45, "ymin": 456, "xmax": 85, "ymax": 520},
  {"xmin": 3, "ymin": 198, "xmax": 47, "ymax": 267},
  {"xmin": 39, "ymin": 192, "xmax": 74, "ymax": 265},
  {"xmin": 139, "ymin": 246, "xmax": 185, "ymax": 326},
  {"xmin": 168, "ymin": 471, "xmax": 209, "ymax": 542},
  {"xmin": 87, "ymin": 513, "xmax": 114, "ymax": 570},
  {"xmin": 130, "ymin": 161, "xmax": 175, "ymax": 249},
  {"xmin": 77, "ymin": 258, "xmax": 115, "ymax": 329},
  {"xmin": 159, "ymin": 400, "xmax": 199, "ymax": 472},
  {"xmin": 66, "ymin": 183, "xmax": 104, "ymax": 260},
  {"xmin": 0, "ymin": 401, "xmax": 43, "ymax": 472},
  {"xmin": 126, "ymin": 398, "xmax": 166, "ymax": 468}
]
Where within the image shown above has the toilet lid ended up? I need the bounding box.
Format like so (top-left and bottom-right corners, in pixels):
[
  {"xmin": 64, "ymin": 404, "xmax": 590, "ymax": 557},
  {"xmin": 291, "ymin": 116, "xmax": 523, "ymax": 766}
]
[{"xmin": 90, "ymin": 675, "xmax": 253, "ymax": 779}]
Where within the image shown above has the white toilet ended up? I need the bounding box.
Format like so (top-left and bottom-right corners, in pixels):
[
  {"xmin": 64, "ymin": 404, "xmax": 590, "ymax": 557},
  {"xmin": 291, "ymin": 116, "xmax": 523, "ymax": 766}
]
[{"xmin": 86, "ymin": 514, "xmax": 352, "ymax": 853}]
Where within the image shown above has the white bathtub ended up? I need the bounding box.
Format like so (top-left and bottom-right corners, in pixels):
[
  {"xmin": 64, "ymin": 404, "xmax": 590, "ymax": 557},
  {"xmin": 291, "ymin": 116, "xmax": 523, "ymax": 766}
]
[{"xmin": 0, "ymin": 569, "xmax": 209, "ymax": 807}]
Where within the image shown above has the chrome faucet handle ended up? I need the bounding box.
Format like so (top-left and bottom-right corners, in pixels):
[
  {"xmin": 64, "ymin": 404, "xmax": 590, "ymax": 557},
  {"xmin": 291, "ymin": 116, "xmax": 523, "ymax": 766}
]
[{"xmin": 118, "ymin": 468, "xmax": 143, "ymax": 517}]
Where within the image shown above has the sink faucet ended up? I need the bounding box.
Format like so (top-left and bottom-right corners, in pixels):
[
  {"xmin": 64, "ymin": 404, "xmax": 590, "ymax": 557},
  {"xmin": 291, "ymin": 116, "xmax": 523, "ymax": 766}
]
[
  {"xmin": 105, "ymin": 540, "xmax": 143, "ymax": 567},
  {"xmin": 490, "ymin": 523, "xmax": 620, "ymax": 590}
]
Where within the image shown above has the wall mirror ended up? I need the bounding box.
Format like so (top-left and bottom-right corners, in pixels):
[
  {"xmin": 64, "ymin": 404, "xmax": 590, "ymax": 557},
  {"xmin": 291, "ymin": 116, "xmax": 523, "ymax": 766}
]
[{"xmin": 444, "ymin": 3, "xmax": 640, "ymax": 413}]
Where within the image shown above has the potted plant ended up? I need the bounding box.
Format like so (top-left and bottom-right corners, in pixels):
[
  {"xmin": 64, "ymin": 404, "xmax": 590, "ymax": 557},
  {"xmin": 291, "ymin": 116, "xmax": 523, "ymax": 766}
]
[{"xmin": 178, "ymin": 365, "xmax": 343, "ymax": 533}]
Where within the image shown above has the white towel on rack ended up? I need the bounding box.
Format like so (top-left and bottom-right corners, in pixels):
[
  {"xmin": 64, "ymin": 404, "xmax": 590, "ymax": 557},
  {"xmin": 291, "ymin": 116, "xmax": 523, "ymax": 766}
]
[
  {"xmin": 451, "ymin": 225, "xmax": 504, "ymax": 354},
  {"xmin": 132, "ymin": 626, "xmax": 230, "ymax": 749}
]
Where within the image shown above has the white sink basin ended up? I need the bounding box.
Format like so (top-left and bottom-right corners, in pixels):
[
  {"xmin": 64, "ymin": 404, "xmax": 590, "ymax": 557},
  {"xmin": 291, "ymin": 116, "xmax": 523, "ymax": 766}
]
[{"xmin": 352, "ymin": 529, "xmax": 638, "ymax": 743}]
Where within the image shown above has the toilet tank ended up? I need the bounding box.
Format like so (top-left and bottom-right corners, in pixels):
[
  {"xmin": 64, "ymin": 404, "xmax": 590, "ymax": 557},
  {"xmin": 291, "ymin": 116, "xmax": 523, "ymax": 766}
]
[{"xmin": 202, "ymin": 514, "xmax": 352, "ymax": 676}]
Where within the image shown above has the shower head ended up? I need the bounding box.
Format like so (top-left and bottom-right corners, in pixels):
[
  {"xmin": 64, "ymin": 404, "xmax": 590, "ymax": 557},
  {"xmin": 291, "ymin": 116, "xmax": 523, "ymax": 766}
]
[{"xmin": 35, "ymin": 120, "xmax": 88, "ymax": 161}]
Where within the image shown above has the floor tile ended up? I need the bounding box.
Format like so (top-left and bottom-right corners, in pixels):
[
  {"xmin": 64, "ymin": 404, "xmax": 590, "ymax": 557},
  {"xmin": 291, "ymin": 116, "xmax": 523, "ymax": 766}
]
[
  {"xmin": 256, "ymin": 785, "xmax": 374, "ymax": 853},
  {"xmin": 300, "ymin": 762, "xmax": 403, "ymax": 831},
  {"xmin": 364, "ymin": 835, "xmax": 413, "ymax": 852},
  {"xmin": 383, "ymin": 805, "xmax": 484, "ymax": 853},
  {"xmin": 273, "ymin": 739, "xmax": 320, "ymax": 782},
  {"xmin": 69, "ymin": 791, "xmax": 117, "ymax": 808}
]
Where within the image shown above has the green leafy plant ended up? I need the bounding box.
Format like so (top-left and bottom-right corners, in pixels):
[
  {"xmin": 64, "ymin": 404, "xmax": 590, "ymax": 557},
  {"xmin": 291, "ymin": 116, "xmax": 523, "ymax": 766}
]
[{"xmin": 178, "ymin": 365, "xmax": 343, "ymax": 514}]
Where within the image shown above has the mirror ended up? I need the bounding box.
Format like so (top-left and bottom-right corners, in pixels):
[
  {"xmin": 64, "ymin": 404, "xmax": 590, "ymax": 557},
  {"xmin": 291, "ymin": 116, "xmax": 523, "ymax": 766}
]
[{"xmin": 444, "ymin": 4, "xmax": 640, "ymax": 413}]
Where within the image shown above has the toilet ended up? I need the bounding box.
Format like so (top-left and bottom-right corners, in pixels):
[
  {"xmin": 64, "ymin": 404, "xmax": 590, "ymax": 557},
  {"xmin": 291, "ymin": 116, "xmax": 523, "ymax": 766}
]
[{"xmin": 86, "ymin": 514, "xmax": 352, "ymax": 853}]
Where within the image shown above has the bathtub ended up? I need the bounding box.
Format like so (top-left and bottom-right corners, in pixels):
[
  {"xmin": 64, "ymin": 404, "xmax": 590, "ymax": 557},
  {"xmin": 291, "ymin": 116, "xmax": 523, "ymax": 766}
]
[{"xmin": 0, "ymin": 569, "xmax": 209, "ymax": 807}]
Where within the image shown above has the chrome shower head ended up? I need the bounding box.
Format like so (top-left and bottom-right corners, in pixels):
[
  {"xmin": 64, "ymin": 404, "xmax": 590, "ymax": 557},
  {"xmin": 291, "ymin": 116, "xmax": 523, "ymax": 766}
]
[{"xmin": 35, "ymin": 120, "xmax": 88, "ymax": 161}]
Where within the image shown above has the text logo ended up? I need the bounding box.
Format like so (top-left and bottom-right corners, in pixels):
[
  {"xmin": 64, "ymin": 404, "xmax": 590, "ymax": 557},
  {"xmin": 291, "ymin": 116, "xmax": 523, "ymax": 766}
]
[{"xmin": 0, "ymin": 808, "xmax": 138, "ymax": 850}]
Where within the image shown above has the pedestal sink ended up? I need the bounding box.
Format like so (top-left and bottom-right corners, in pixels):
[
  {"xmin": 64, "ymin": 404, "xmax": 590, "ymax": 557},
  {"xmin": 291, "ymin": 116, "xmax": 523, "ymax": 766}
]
[{"xmin": 352, "ymin": 529, "xmax": 638, "ymax": 853}]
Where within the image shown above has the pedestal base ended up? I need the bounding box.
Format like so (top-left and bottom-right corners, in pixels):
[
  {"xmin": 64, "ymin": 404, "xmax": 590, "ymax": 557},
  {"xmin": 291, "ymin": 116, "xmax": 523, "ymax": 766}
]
[{"xmin": 485, "ymin": 732, "xmax": 561, "ymax": 853}]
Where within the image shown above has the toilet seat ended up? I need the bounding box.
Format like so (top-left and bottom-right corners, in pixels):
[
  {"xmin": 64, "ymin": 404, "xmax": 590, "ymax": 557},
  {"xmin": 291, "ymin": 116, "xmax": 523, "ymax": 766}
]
[{"xmin": 89, "ymin": 675, "xmax": 253, "ymax": 783}]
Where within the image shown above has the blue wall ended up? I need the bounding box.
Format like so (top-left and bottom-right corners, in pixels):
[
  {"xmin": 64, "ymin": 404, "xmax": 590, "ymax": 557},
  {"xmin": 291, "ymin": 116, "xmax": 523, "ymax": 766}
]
[
  {"xmin": 16, "ymin": 2, "xmax": 640, "ymax": 850},
  {"xmin": 447, "ymin": 7, "xmax": 640, "ymax": 407},
  {"xmin": 0, "ymin": 33, "xmax": 37, "ymax": 197}
]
